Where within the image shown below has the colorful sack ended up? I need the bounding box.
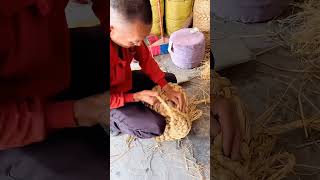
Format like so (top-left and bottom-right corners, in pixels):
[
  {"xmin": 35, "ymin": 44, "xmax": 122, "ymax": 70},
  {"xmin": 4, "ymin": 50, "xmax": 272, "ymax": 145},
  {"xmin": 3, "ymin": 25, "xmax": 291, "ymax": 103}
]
[{"xmin": 146, "ymin": 35, "xmax": 169, "ymax": 57}]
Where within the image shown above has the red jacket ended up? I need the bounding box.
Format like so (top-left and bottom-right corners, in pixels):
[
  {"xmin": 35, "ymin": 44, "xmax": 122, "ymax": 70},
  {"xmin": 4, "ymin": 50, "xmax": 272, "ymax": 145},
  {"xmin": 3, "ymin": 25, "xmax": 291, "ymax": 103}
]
[
  {"xmin": 0, "ymin": 0, "xmax": 107, "ymax": 150},
  {"xmin": 110, "ymin": 41, "xmax": 168, "ymax": 109}
]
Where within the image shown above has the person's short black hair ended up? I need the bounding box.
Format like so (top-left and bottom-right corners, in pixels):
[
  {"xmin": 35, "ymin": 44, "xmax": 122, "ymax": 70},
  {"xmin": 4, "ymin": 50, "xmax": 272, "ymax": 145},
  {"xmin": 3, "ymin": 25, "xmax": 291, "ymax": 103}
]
[{"xmin": 111, "ymin": 0, "xmax": 153, "ymax": 25}]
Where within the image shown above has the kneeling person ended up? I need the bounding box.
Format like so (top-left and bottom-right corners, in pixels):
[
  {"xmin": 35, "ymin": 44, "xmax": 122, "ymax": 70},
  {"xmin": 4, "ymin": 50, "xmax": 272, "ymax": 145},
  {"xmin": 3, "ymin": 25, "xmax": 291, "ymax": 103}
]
[{"xmin": 110, "ymin": 0, "xmax": 185, "ymax": 138}]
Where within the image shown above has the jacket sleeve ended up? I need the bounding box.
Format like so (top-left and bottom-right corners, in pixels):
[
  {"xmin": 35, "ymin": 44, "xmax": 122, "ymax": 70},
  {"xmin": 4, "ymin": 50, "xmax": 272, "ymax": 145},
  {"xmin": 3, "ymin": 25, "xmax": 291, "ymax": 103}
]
[
  {"xmin": 110, "ymin": 92, "xmax": 134, "ymax": 109},
  {"xmin": 0, "ymin": 98, "xmax": 76, "ymax": 150},
  {"xmin": 134, "ymin": 42, "xmax": 168, "ymax": 88}
]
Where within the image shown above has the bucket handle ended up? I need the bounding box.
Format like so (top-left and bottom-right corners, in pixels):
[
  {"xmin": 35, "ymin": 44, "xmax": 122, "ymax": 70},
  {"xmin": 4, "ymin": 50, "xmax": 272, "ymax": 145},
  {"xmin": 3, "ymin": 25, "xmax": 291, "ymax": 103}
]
[{"xmin": 168, "ymin": 41, "xmax": 174, "ymax": 53}]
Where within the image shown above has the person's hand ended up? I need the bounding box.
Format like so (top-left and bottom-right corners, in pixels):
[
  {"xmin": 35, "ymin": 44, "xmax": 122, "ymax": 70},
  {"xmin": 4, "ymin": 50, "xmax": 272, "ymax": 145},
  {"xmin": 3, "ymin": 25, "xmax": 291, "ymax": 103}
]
[
  {"xmin": 162, "ymin": 84, "xmax": 186, "ymax": 112},
  {"xmin": 212, "ymin": 96, "xmax": 241, "ymax": 160},
  {"xmin": 133, "ymin": 90, "xmax": 159, "ymax": 105},
  {"xmin": 74, "ymin": 92, "xmax": 109, "ymax": 127}
]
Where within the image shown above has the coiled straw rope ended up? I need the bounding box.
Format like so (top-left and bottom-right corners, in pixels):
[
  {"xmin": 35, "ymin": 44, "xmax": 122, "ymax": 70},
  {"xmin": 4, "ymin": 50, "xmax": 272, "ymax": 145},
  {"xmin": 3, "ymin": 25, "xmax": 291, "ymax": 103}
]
[
  {"xmin": 212, "ymin": 72, "xmax": 295, "ymax": 180},
  {"xmin": 193, "ymin": 0, "xmax": 210, "ymax": 32},
  {"xmin": 146, "ymin": 83, "xmax": 203, "ymax": 142}
]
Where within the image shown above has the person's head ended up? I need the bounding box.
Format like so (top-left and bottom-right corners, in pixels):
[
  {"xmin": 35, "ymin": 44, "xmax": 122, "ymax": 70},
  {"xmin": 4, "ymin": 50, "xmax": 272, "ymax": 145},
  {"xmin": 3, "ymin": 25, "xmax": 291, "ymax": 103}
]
[{"xmin": 110, "ymin": 0, "xmax": 152, "ymax": 48}]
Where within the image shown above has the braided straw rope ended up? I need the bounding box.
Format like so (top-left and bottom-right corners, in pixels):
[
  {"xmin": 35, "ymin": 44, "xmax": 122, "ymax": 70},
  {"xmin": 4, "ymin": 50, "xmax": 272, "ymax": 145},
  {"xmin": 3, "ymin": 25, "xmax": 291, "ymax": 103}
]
[
  {"xmin": 146, "ymin": 83, "xmax": 203, "ymax": 142},
  {"xmin": 212, "ymin": 72, "xmax": 295, "ymax": 180}
]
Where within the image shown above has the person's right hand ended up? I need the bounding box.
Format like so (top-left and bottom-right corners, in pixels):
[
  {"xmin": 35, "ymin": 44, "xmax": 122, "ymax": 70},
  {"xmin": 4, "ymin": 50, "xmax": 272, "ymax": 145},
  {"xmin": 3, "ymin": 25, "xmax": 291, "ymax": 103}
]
[
  {"xmin": 74, "ymin": 92, "xmax": 109, "ymax": 127},
  {"xmin": 133, "ymin": 90, "xmax": 159, "ymax": 105},
  {"xmin": 212, "ymin": 96, "xmax": 241, "ymax": 160},
  {"xmin": 162, "ymin": 83, "xmax": 187, "ymax": 112}
]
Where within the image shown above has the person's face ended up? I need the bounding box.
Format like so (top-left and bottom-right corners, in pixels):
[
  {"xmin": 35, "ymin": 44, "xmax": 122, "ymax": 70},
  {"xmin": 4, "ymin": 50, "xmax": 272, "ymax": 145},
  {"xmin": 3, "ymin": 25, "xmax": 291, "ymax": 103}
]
[{"xmin": 110, "ymin": 20, "xmax": 152, "ymax": 48}]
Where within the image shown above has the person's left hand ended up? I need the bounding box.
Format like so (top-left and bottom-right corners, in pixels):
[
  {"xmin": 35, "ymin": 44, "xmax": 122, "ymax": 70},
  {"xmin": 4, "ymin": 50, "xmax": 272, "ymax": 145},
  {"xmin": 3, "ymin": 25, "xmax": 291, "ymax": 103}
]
[{"xmin": 162, "ymin": 84, "xmax": 186, "ymax": 112}]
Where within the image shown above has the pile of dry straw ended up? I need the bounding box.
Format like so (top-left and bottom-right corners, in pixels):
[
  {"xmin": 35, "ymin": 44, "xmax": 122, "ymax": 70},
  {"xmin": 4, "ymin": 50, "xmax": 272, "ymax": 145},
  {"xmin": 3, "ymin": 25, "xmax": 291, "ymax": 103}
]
[
  {"xmin": 193, "ymin": 0, "xmax": 210, "ymax": 32},
  {"xmin": 275, "ymin": 0, "xmax": 320, "ymax": 59},
  {"xmin": 193, "ymin": 0, "xmax": 211, "ymax": 81}
]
